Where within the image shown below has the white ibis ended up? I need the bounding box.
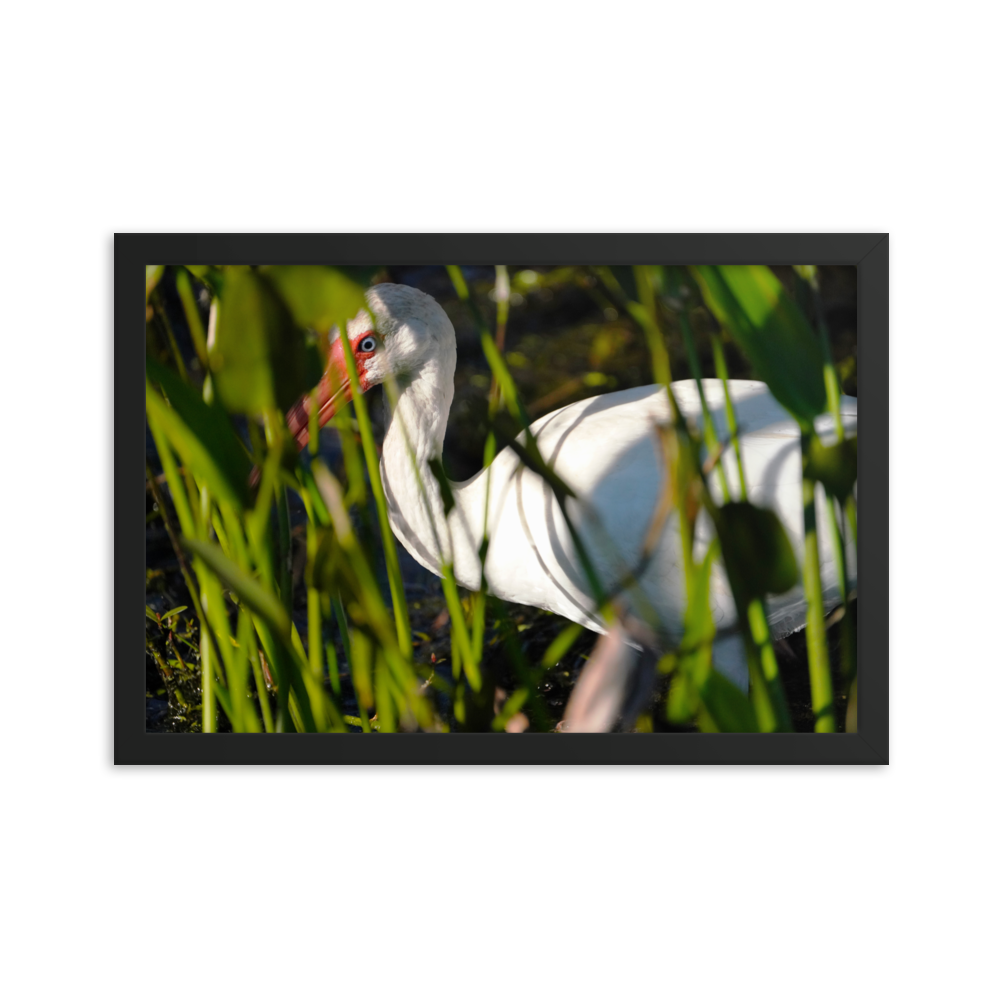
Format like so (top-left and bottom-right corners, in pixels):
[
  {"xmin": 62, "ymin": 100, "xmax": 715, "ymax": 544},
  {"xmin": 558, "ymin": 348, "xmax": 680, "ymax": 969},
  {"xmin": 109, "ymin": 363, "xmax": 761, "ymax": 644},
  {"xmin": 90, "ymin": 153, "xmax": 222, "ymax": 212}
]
[{"xmin": 288, "ymin": 283, "xmax": 856, "ymax": 730}]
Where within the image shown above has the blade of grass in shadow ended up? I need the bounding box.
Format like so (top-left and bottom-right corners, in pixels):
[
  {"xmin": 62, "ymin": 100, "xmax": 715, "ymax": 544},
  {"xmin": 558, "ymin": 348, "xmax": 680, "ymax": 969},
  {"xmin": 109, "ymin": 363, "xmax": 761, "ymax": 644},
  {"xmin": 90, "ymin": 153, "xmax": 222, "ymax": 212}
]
[
  {"xmin": 691, "ymin": 265, "xmax": 828, "ymax": 732},
  {"xmin": 182, "ymin": 534, "xmax": 318, "ymax": 732},
  {"xmin": 709, "ymin": 333, "xmax": 750, "ymax": 500},
  {"xmin": 245, "ymin": 616, "xmax": 275, "ymax": 732},
  {"xmin": 312, "ymin": 461, "xmax": 430, "ymax": 727},
  {"xmin": 320, "ymin": 594, "xmax": 342, "ymax": 698},
  {"xmin": 252, "ymin": 616, "xmax": 302, "ymax": 732},
  {"xmin": 662, "ymin": 273, "xmax": 784, "ymax": 728},
  {"xmin": 666, "ymin": 270, "xmax": 790, "ymax": 728},
  {"xmin": 619, "ymin": 269, "xmax": 712, "ymax": 706},
  {"xmin": 227, "ymin": 608, "xmax": 260, "ymax": 733},
  {"xmin": 795, "ymin": 265, "xmax": 856, "ymax": 692},
  {"xmin": 261, "ymin": 410, "xmax": 294, "ymax": 610},
  {"xmin": 151, "ymin": 288, "xmax": 189, "ymax": 382},
  {"xmin": 444, "ymin": 265, "xmax": 513, "ymax": 692},
  {"xmin": 145, "ymin": 401, "xmax": 235, "ymax": 730},
  {"xmin": 703, "ymin": 328, "xmax": 790, "ymax": 727},
  {"xmin": 349, "ymin": 629, "xmax": 375, "ymax": 731},
  {"xmin": 800, "ymin": 450, "xmax": 835, "ymax": 731},
  {"xmin": 146, "ymin": 360, "xmax": 252, "ymax": 510},
  {"xmin": 676, "ymin": 306, "xmax": 731, "ymax": 502},
  {"xmin": 174, "ymin": 267, "xmax": 209, "ymax": 370},
  {"xmin": 199, "ymin": 610, "xmax": 216, "ymax": 731}
]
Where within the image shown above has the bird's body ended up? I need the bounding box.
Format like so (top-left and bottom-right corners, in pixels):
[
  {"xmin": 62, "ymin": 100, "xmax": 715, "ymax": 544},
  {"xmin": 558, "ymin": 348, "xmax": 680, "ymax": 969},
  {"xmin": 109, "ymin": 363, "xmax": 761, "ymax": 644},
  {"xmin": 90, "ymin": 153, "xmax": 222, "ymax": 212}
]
[
  {"xmin": 383, "ymin": 367, "xmax": 854, "ymax": 683},
  {"xmin": 295, "ymin": 282, "xmax": 856, "ymax": 722}
]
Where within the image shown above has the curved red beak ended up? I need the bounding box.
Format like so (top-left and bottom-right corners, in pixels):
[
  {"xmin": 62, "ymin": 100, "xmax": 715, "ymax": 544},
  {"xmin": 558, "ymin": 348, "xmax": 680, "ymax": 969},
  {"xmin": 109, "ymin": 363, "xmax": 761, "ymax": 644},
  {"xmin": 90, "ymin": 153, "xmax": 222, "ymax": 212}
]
[
  {"xmin": 286, "ymin": 334, "xmax": 353, "ymax": 450},
  {"xmin": 248, "ymin": 337, "xmax": 354, "ymax": 490}
]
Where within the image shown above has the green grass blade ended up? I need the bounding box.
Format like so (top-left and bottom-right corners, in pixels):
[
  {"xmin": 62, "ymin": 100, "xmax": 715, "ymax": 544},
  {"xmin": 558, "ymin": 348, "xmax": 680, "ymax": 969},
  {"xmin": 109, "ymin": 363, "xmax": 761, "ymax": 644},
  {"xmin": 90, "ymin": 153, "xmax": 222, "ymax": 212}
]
[
  {"xmin": 335, "ymin": 321, "xmax": 412, "ymax": 651},
  {"xmin": 801, "ymin": 451, "xmax": 835, "ymax": 732},
  {"xmin": 709, "ymin": 333, "xmax": 749, "ymax": 500},
  {"xmin": 174, "ymin": 267, "xmax": 209, "ymax": 369},
  {"xmin": 182, "ymin": 536, "xmax": 291, "ymax": 637}
]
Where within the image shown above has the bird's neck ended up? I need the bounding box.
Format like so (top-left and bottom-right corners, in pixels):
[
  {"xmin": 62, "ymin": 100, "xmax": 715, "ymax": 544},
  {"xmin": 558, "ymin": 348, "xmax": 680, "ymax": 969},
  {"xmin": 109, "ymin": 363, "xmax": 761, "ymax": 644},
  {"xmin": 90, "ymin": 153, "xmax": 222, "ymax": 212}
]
[
  {"xmin": 380, "ymin": 343, "xmax": 481, "ymax": 581},
  {"xmin": 383, "ymin": 357, "xmax": 453, "ymax": 469}
]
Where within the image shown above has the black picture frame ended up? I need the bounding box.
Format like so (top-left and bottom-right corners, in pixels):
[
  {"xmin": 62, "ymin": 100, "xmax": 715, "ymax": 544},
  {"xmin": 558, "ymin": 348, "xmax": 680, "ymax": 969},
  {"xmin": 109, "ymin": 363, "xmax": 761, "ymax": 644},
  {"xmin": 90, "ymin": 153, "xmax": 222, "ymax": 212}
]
[{"xmin": 114, "ymin": 233, "xmax": 889, "ymax": 764}]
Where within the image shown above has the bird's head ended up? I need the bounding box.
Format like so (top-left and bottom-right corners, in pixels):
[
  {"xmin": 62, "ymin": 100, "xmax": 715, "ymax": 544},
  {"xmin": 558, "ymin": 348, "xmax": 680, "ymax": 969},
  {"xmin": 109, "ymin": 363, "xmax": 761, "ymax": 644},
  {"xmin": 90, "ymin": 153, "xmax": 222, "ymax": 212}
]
[{"xmin": 286, "ymin": 282, "xmax": 455, "ymax": 449}]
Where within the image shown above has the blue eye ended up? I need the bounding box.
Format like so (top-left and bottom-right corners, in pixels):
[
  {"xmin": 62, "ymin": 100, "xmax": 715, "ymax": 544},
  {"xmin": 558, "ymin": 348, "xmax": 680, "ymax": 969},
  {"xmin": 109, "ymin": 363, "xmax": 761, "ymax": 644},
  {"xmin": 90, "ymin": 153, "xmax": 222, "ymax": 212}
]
[{"xmin": 359, "ymin": 336, "xmax": 377, "ymax": 353}]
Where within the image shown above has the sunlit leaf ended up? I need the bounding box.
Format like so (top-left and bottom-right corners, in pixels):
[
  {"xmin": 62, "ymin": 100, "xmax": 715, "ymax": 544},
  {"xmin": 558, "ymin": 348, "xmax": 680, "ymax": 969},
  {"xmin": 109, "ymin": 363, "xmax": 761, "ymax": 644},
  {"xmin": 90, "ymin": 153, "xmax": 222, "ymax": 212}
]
[
  {"xmin": 261, "ymin": 265, "xmax": 373, "ymax": 335},
  {"xmin": 209, "ymin": 266, "xmax": 322, "ymax": 414},
  {"xmin": 691, "ymin": 264, "xmax": 826, "ymax": 423},
  {"xmin": 700, "ymin": 670, "xmax": 759, "ymax": 732}
]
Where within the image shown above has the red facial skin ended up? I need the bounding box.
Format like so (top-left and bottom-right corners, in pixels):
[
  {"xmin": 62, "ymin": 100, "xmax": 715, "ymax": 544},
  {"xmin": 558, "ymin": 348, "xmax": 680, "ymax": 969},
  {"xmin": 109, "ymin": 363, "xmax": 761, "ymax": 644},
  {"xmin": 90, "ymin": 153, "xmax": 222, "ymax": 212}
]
[{"xmin": 285, "ymin": 330, "xmax": 378, "ymax": 450}]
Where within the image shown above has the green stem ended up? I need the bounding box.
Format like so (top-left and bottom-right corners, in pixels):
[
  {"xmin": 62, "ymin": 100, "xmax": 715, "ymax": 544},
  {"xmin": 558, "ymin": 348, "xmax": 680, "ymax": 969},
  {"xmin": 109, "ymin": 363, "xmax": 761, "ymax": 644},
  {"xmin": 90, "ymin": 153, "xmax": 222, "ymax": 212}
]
[
  {"xmin": 678, "ymin": 311, "xmax": 730, "ymax": 502},
  {"xmin": 174, "ymin": 268, "xmax": 209, "ymax": 369},
  {"xmin": 710, "ymin": 334, "xmax": 749, "ymax": 500},
  {"xmin": 246, "ymin": 623, "xmax": 274, "ymax": 733},
  {"xmin": 746, "ymin": 598, "xmax": 792, "ymax": 732},
  {"xmin": 152, "ymin": 290, "xmax": 189, "ymax": 383},
  {"xmin": 806, "ymin": 272, "xmax": 844, "ymax": 442},
  {"xmin": 201, "ymin": 614, "xmax": 215, "ymax": 732},
  {"xmin": 844, "ymin": 492, "xmax": 858, "ymax": 547},
  {"xmin": 829, "ymin": 496, "xmax": 856, "ymax": 686},
  {"xmin": 336, "ymin": 324, "xmax": 412, "ymax": 651},
  {"xmin": 801, "ymin": 447, "xmax": 835, "ymax": 732}
]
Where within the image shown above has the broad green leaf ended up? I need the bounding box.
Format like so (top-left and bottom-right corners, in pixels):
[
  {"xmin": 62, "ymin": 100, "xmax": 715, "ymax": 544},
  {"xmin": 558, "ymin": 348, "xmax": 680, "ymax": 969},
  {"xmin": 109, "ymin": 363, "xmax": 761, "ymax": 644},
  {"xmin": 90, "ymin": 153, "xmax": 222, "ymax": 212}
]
[
  {"xmin": 715, "ymin": 501, "xmax": 799, "ymax": 602},
  {"xmin": 146, "ymin": 355, "xmax": 251, "ymax": 509},
  {"xmin": 700, "ymin": 670, "xmax": 760, "ymax": 732},
  {"xmin": 209, "ymin": 266, "xmax": 321, "ymax": 414},
  {"xmin": 691, "ymin": 265, "xmax": 826, "ymax": 423},
  {"xmin": 261, "ymin": 265, "xmax": 373, "ymax": 335},
  {"xmin": 182, "ymin": 536, "xmax": 291, "ymax": 637},
  {"xmin": 804, "ymin": 435, "xmax": 857, "ymax": 500}
]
